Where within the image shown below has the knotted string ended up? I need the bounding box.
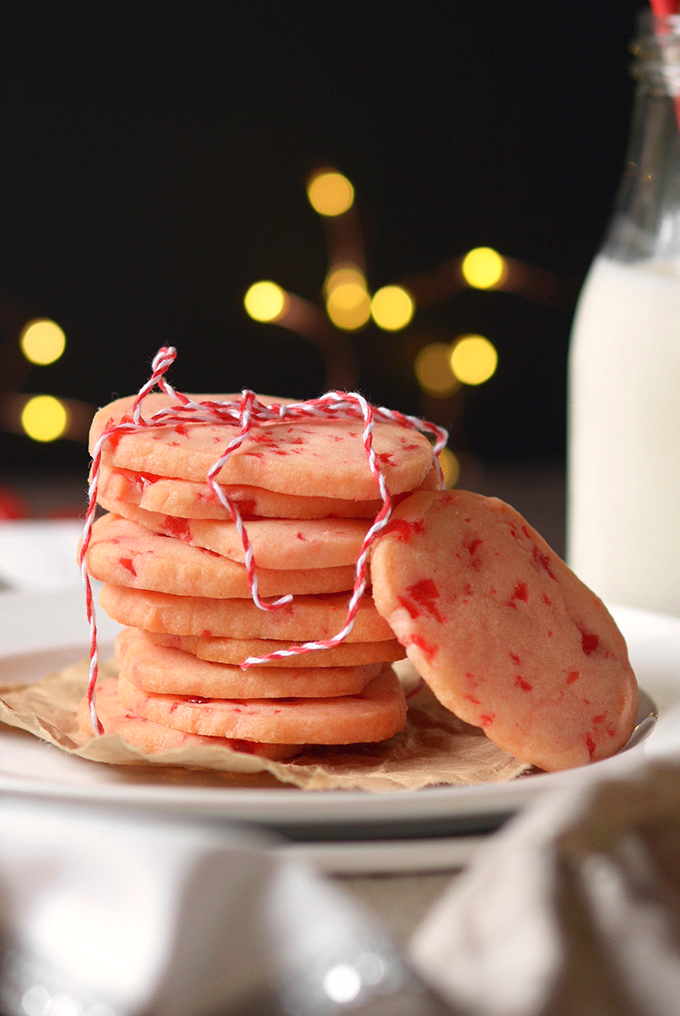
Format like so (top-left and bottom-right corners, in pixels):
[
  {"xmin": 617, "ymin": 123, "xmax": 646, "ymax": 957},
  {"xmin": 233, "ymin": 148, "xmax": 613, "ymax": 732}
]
[{"xmin": 80, "ymin": 346, "xmax": 448, "ymax": 734}]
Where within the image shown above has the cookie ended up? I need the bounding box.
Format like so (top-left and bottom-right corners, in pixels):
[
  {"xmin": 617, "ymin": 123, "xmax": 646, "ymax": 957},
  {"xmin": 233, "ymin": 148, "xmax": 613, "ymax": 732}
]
[
  {"xmin": 87, "ymin": 514, "xmax": 356, "ymax": 597},
  {"xmin": 77, "ymin": 676, "xmax": 302, "ymax": 759},
  {"xmin": 91, "ymin": 392, "xmax": 435, "ymax": 499},
  {"xmin": 116, "ymin": 666, "xmax": 407, "ymax": 744},
  {"xmin": 116, "ymin": 628, "xmax": 381, "ymax": 698},
  {"xmin": 147, "ymin": 631, "xmax": 406, "ymax": 667},
  {"xmin": 97, "ymin": 495, "xmax": 371, "ymax": 569},
  {"xmin": 370, "ymin": 489, "xmax": 638, "ymax": 771},
  {"xmin": 100, "ymin": 584, "xmax": 395, "ymax": 641},
  {"xmin": 98, "ymin": 465, "xmax": 383, "ymax": 520}
]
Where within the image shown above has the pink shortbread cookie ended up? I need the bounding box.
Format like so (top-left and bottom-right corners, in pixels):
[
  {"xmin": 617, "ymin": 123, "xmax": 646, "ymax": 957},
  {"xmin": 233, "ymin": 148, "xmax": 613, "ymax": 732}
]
[
  {"xmin": 116, "ymin": 628, "xmax": 381, "ymax": 698},
  {"xmin": 97, "ymin": 494, "xmax": 371, "ymax": 570},
  {"xmin": 98, "ymin": 466, "xmax": 384, "ymax": 520},
  {"xmin": 90, "ymin": 392, "xmax": 435, "ymax": 500},
  {"xmin": 370, "ymin": 490, "xmax": 638, "ymax": 772},
  {"xmin": 76, "ymin": 677, "xmax": 302, "ymax": 759},
  {"xmin": 87, "ymin": 514, "xmax": 356, "ymax": 597},
  {"xmin": 100, "ymin": 584, "xmax": 395, "ymax": 642},
  {"xmin": 147, "ymin": 631, "xmax": 406, "ymax": 668},
  {"xmin": 116, "ymin": 666, "xmax": 407, "ymax": 744}
]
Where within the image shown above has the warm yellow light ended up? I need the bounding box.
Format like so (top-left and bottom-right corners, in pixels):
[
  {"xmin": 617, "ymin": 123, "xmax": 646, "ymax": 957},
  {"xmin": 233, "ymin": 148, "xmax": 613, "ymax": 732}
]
[
  {"xmin": 326, "ymin": 282, "xmax": 371, "ymax": 331},
  {"xmin": 438, "ymin": 448, "xmax": 460, "ymax": 488},
  {"xmin": 21, "ymin": 395, "xmax": 69, "ymax": 442},
  {"xmin": 370, "ymin": 286, "xmax": 415, "ymax": 331},
  {"xmin": 461, "ymin": 247, "xmax": 507, "ymax": 289},
  {"xmin": 450, "ymin": 334, "xmax": 498, "ymax": 385},
  {"xmin": 244, "ymin": 281, "xmax": 288, "ymax": 322},
  {"xmin": 19, "ymin": 319, "xmax": 66, "ymax": 365},
  {"xmin": 307, "ymin": 170, "xmax": 355, "ymax": 217},
  {"xmin": 324, "ymin": 264, "xmax": 366, "ymax": 295},
  {"xmin": 414, "ymin": 343, "xmax": 460, "ymax": 397}
]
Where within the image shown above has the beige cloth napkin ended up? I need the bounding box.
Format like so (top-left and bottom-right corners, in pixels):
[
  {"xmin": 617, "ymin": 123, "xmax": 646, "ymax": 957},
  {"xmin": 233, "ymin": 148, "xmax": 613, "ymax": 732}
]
[{"xmin": 410, "ymin": 761, "xmax": 680, "ymax": 1016}]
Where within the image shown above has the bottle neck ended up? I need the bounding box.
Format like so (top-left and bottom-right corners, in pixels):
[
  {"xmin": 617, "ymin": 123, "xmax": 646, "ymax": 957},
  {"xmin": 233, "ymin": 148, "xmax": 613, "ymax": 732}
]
[
  {"xmin": 603, "ymin": 15, "xmax": 680, "ymax": 265},
  {"xmin": 631, "ymin": 13, "xmax": 680, "ymax": 96}
]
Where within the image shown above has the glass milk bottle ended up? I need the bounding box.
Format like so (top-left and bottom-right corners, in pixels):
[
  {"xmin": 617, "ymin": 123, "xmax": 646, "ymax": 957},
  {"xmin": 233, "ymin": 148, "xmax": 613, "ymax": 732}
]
[{"xmin": 568, "ymin": 12, "xmax": 680, "ymax": 616}]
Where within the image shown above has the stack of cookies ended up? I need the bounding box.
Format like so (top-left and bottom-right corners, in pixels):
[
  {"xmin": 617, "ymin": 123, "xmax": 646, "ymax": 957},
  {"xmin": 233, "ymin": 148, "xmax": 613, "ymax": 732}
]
[{"xmin": 79, "ymin": 391, "xmax": 438, "ymax": 760}]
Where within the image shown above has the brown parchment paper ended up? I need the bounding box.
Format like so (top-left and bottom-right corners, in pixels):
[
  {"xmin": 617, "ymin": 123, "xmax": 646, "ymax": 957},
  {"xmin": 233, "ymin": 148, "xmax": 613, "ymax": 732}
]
[{"xmin": 0, "ymin": 659, "xmax": 530, "ymax": 791}]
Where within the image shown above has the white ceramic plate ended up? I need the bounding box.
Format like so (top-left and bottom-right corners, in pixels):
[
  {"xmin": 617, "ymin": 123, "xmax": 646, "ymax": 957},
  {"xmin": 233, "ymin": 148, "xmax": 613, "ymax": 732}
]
[{"xmin": 0, "ymin": 590, "xmax": 675, "ymax": 842}]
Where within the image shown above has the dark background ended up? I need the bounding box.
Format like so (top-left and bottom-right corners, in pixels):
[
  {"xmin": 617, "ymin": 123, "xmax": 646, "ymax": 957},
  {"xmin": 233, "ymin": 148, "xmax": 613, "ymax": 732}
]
[{"xmin": 0, "ymin": 1, "xmax": 642, "ymax": 479}]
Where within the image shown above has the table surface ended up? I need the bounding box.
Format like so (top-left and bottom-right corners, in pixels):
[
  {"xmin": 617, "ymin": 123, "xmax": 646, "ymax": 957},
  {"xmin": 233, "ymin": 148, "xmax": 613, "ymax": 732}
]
[{"xmin": 339, "ymin": 871, "xmax": 458, "ymax": 942}]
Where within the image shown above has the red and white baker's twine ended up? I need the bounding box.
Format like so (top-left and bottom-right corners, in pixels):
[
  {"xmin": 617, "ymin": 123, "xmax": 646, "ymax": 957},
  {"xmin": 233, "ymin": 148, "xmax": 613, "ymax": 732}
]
[{"xmin": 80, "ymin": 346, "xmax": 448, "ymax": 734}]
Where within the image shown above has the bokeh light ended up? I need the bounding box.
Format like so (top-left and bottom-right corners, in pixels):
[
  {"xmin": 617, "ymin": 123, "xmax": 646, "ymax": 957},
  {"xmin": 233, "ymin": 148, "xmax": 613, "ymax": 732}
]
[
  {"xmin": 450, "ymin": 334, "xmax": 498, "ymax": 385},
  {"xmin": 323, "ymin": 964, "xmax": 362, "ymax": 1005},
  {"xmin": 414, "ymin": 343, "xmax": 460, "ymax": 397},
  {"xmin": 325, "ymin": 264, "xmax": 366, "ymax": 294},
  {"xmin": 461, "ymin": 247, "xmax": 507, "ymax": 289},
  {"xmin": 307, "ymin": 170, "xmax": 355, "ymax": 216},
  {"xmin": 19, "ymin": 319, "xmax": 66, "ymax": 365},
  {"xmin": 244, "ymin": 281, "xmax": 288, "ymax": 322},
  {"xmin": 370, "ymin": 286, "xmax": 414, "ymax": 331},
  {"xmin": 326, "ymin": 280, "xmax": 371, "ymax": 330},
  {"xmin": 21, "ymin": 395, "xmax": 69, "ymax": 442},
  {"xmin": 438, "ymin": 447, "xmax": 460, "ymax": 487}
]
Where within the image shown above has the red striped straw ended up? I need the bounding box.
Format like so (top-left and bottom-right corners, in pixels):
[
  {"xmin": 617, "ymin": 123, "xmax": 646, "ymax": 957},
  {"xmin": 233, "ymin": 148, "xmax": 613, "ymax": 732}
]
[
  {"xmin": 80, "ymin": 347, "xmax": 448, "ymax": 735},
  {"xmin": 649, "ymin": 0, "xmax": 679, "ymax": 16}
]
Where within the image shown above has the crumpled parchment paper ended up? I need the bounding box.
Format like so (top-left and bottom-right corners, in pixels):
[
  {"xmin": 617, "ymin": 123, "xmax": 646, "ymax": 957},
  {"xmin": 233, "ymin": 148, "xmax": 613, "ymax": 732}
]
[{"xmin": 0, "ymin": 658, "xmax": 530, "ymax": 791}]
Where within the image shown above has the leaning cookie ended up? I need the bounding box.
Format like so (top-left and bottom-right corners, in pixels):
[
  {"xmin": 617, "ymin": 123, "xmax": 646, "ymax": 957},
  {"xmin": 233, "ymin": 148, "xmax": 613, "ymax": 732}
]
[{"xmin": 370, "ymin": 489, "xmax": 638, "ymax": 771}]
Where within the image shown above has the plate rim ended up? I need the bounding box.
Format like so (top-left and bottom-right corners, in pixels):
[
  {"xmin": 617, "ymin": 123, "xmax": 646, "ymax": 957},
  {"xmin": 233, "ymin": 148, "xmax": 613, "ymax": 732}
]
[{"xmin": 0, "ymin": 590, "xmax": 673, "ymax": 829}]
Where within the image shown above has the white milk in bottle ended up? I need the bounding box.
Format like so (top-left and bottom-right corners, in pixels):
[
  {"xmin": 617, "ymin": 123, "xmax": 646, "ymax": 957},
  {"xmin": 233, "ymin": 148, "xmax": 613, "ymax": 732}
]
[
  {"xmin": 568, "ymin": 257, "xmax": 680, "ymax": 613},
  {"xmin": 567, "ymin": 12, "xmax": 680, "ymax": 615}
]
